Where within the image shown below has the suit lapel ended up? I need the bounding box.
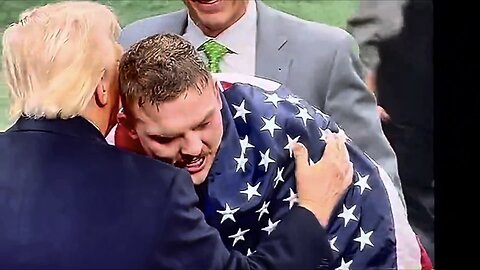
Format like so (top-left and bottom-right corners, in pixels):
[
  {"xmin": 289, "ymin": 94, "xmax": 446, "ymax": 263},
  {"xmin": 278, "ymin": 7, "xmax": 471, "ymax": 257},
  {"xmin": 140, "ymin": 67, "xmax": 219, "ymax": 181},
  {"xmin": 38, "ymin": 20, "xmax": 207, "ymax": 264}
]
[{"xmin": 255, "ymin": 1, "xmax": 292, "ymax": 85}]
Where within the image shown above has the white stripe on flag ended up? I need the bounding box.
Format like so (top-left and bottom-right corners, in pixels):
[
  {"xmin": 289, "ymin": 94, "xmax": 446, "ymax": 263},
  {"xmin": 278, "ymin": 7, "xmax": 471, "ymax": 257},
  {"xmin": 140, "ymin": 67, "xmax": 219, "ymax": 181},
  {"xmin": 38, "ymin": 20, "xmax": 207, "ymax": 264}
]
[
  {"xmin": 214, "ymin": 73, "xmax": 281, "ymax": 92},
  {"xmin": 366, "ymin": 153, "xmax": 422, "ymax": 269}
]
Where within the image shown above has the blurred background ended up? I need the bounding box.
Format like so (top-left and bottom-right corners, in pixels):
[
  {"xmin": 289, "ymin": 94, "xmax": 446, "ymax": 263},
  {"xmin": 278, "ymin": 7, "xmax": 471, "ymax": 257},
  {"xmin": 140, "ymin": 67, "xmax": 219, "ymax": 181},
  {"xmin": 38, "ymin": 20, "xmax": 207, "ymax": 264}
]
[{"xmin": 0, "ymin": 0, "xmax": 358, "ymax": 131}]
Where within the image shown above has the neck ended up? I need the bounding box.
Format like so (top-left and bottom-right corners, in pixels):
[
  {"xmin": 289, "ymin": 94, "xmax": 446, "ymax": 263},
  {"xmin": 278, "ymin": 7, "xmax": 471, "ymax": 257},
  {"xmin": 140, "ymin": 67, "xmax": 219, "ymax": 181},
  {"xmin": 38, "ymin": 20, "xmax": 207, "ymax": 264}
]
[
  {"xmin": 200, "ymin": 26, "xmax": 225, "ymax": 38},
  {"xmin": 81, "ymin": 109, "xmax": 108, "ymax": 137}
]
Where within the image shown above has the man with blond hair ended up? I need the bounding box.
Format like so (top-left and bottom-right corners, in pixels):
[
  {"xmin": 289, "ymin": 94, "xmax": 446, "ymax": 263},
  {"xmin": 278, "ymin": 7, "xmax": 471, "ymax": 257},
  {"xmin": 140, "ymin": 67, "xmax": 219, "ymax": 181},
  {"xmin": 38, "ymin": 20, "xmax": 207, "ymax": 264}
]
[{"xmin": 0, "ymin": 1, "xmax": 354, "ymax": 269}]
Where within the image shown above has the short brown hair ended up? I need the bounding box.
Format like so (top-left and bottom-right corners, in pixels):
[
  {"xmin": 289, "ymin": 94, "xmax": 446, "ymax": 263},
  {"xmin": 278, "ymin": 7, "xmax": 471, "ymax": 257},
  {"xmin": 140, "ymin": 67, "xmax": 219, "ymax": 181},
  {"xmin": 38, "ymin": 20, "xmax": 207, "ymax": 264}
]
[{"xmin": 119, "ymin": 33, "xmax": 211, "ymax": 107}]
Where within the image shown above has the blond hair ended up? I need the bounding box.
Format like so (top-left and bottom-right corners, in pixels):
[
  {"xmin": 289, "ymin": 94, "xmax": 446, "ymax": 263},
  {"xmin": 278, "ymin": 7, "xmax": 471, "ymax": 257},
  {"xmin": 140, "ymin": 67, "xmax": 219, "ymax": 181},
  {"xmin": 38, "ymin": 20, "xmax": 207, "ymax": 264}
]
[{"xmin": 2, "ymin": 1, "xmax": 121, "ymax": 120}]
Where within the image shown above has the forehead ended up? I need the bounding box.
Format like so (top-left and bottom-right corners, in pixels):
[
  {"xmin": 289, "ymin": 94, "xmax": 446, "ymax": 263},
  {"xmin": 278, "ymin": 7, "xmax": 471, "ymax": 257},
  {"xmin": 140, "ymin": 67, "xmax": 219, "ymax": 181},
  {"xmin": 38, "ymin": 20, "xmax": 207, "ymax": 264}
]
[{"xmin": 135, "ymin": 82, "xmax": 218, "ymax": 134}]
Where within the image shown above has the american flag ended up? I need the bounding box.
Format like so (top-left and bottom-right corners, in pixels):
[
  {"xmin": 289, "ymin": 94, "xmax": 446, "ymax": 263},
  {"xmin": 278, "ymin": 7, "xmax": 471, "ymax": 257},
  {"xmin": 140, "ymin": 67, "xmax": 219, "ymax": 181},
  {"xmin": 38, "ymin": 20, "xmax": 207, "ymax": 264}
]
[
  {"xmin": 193, "ymin": 74, "xmax": 430, "ymax": 270},
  {"xmin": 107, "ymin": 74, "xmax": 431, "ymax": 270}
]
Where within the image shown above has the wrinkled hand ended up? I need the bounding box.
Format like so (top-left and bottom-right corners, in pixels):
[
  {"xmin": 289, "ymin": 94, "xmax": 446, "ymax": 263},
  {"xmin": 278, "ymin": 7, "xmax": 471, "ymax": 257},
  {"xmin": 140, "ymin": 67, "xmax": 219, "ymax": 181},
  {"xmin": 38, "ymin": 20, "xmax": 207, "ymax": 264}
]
[{"xmin": 293, "ymin": 132, "xmax": 353, "ymax": 228}]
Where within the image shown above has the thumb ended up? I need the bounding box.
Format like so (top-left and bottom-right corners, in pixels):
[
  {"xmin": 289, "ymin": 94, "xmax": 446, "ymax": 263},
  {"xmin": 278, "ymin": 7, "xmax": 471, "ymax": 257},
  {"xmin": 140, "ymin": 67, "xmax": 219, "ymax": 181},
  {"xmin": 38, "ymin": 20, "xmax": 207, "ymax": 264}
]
[{"xmin": 293, "ymin": 142, "xmax": 309, "ymax": 171}]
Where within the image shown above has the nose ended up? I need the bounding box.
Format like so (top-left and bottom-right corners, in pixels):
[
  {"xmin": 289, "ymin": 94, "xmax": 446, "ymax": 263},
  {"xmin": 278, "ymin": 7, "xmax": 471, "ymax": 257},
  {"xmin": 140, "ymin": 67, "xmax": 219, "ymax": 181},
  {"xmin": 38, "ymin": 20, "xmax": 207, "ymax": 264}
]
[{"xmin": 180, "ymin": 131, "xmax": 203, "ymax": 157}]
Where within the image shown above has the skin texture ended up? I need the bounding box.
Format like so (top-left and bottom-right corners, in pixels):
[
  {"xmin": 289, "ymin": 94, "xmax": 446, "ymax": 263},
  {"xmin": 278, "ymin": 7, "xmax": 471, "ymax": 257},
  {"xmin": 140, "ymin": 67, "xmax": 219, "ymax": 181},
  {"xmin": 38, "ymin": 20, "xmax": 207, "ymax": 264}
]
[{"xmin": 183, "ymin": 0, "xmax": 249, "ymax": 37}]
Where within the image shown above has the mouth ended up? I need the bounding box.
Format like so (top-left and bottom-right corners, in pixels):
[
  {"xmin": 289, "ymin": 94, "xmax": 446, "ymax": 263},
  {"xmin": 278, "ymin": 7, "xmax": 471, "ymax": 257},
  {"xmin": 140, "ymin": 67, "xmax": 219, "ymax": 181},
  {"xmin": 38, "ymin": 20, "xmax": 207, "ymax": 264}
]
[
  {"xmin": 177, "ymin": 156, "xmax": 207, "ymax": 174},
  {"xmin": 194, "ymin": 0, "xmax": 220, "ymax": 4},
  {"xmin": 191, "ymin": 0, "xmax": 223, "ymax": 13}
]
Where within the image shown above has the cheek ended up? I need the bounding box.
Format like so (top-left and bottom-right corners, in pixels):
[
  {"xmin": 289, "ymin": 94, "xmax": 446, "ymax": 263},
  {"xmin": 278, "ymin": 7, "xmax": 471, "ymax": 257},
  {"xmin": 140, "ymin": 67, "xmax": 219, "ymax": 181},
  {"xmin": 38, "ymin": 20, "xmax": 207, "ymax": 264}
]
[
  {"xmin": 141, "ymin": 139, "xmax": 180, "ymax": 160},
  {"xmin": 206, "ymin": 116, "xmax": 223, "ymax": 148}
]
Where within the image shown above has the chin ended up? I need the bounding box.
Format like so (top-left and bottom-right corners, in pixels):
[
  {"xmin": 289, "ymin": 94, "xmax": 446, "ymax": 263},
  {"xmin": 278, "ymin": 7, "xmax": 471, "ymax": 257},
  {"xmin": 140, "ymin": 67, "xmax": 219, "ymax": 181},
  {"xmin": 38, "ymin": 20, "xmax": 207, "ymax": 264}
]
[{"xmin": 191, "ymin": 171, "xmax": 208, "ymax": 185}]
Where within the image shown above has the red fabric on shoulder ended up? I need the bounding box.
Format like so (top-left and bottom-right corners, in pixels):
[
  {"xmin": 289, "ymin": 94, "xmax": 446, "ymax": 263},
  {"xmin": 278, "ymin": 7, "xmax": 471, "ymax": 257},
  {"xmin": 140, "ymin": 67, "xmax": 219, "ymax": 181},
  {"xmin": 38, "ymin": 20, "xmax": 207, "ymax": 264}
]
[
  {"xmin": 220, "ymin": 81, "xmax": 233, "ymax": 91},
  {"xmin": 115, "ymin": 122, "xmax": 146, "ymax": 156}
]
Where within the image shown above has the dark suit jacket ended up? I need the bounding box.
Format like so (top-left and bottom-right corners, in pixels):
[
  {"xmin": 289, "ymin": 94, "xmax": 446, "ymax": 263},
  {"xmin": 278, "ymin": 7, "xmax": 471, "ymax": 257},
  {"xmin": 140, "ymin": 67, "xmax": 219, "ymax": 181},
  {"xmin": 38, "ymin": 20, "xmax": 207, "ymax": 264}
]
[{"xmin": 0, "ymin": 117, "xmax": 332, "ymax": 269}]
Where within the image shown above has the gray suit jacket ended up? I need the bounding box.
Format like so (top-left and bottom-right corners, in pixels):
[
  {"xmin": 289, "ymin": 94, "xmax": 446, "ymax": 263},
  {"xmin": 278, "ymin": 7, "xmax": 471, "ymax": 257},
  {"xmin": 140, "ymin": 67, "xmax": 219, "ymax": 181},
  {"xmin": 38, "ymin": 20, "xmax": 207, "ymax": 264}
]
[
  {"xmin": 118, "ymin": 0, "xmax": 405, "ymax": 203},
  {"xmin": 346, "ymin": 0, "xmax": 408, "ymax": 71}
]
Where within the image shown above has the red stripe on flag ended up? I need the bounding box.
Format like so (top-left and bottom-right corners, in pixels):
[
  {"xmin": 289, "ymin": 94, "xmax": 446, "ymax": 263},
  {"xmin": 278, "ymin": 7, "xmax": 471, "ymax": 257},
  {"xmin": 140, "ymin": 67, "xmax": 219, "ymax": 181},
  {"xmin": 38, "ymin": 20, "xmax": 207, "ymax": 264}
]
[
  {"xmin": 417, "ymin": 236, "xmax": 433, "ymax": 270},
  {"xmin": 220, "ymin": 81, "xmax": 233, "ymax": 91}
]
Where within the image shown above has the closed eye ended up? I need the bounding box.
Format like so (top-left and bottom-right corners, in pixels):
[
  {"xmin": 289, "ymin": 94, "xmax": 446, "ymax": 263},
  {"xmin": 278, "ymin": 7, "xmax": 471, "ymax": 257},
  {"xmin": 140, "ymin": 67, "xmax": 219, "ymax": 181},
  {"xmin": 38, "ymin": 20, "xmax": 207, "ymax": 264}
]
[
  {"xmin": 195, "ymin": 121, "xmax": 211, "ymax": 130},
  {"xmin": 150, "ymin": 135, "xmax": 175, "ymax": 144}
]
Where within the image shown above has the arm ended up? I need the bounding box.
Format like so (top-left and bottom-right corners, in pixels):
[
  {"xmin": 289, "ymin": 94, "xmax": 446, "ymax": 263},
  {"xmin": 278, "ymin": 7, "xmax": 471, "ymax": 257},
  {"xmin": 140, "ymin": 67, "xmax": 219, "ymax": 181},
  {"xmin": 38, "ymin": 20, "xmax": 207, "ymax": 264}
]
[
  {"xmin": 323, "ymin": 32, "xmax": 405, "ymax": 205},
  {"xmin": 153, "ymin": 170, "xmax": 333, "ymax": 270}
]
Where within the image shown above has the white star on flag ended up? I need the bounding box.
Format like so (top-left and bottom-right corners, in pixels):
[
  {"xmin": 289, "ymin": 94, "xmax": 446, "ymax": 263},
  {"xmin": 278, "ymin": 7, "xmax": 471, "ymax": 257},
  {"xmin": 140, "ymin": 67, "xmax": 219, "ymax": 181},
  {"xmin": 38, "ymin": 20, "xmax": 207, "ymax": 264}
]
[
  {"xmin": 330, "ymin": 236, "xmax": 339, "ymax": 252},
  {"xmin": 283, "ymin": 188, "xmax": 298, "ymax": 209},
  {"xmin": 260, "ymin": 115, "xmax": 281, "ymax": 137},
  {"xmin": 283, "ymin": 134, "xmax": 300, "ymax": 157},
  {"xmin": 234, "ymin": 153, "xmax": 248, "ymax": 172},
  {"xmin": 354, "ymin": 171, "xmax": 372, "ymax": 195},
  {"xmin": 286, "ymin": 95, "xmax": 302, "ymax": 105},
  {"xmin": 228, "ymin": 228, "xmax": 250, "ymax": 247},
  {"xmin": 354, "ymin": 227, "xmax": 374, "ymax": 251},
  {"xmin": 232, "ymin": 99, "xmax": 251, "ymax": 123},
  {"xmin": 239, "ymin": 135, "xmax": 254, "ymax": 154},
  {"xmin": 319, "ymin": 128, "xmax": 331, "ymax": 141},
  {"xmin": 338, "ymin": 204, "xmax": 358, "ymax": 227},
  {"xmin": 263, "ymin": 92, "xmax": 283, "ymax": 108},
  {"xmin": 240, "ymin": 182, "xmax": 261, "ymax": 201},
  {"xmin": 313, "ymin": 106, "xmax": 330, "ymax": 119},
  {"xmin": 217, "ymin": 202, "xmax": 240, "ymax": 224},
  {"xmin": 261, "ymin": 218, "xmax": 281, "ymax": 235},
  {"xmin": 255, "ymin": 201, "xmax": 270, "ymax": 221},
  {"xmin": 258, "ymin": 148, "xmax": 275, "ymax": 172},
  {"xmin": 247, "ymin": 248, "xmax": 255, "ymax": 256},
  {"xmin": 336, "ymin": 258, "xmax": 353, "ymax": 270},
  {"xmin": 273, "ymin": 167, "xmax": 285, "ymax": 188},
  {"xmin": 295, "ymin": 107, "xmax": 314, "ymax": 126}
]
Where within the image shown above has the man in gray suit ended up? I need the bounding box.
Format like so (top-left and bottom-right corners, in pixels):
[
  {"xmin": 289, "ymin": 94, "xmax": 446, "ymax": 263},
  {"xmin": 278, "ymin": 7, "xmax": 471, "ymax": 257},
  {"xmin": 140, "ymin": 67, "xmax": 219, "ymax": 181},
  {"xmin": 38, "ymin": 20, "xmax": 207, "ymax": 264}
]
[{"xmin": 118, "ymin": 0, "xmax": 404, "ymax": 202}]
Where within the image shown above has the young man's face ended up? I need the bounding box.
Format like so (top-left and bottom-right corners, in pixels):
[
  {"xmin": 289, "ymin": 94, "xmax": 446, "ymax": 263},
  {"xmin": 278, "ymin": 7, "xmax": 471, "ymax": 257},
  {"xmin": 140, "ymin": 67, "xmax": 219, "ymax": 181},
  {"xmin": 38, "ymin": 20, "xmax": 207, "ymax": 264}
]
[{"xmin": 128, "ymin": 79, "xmax": 224, "ymax": 185}]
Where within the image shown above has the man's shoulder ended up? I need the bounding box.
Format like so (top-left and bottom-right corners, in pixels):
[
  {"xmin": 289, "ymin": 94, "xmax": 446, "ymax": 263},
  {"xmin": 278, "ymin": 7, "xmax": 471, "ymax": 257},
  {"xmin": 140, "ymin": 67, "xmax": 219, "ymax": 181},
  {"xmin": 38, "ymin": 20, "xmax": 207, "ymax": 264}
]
[
  {"xmin": 103, "ymin": 143, "xmax": 183, "ymax": 182},
  {"xmin": 266, "ymin": 6, "xmax": 354, "ymax": 46},
  {"xmin": 0, "ymin": 129, "xmax": 184, "ymax": 189},
  {"xmin": 119, "ymin": 9, "xmax": 187, "ymax": 49},
  {"xmin": 220, "ymin": 74, "xmax": 330, "ymax": 127}
]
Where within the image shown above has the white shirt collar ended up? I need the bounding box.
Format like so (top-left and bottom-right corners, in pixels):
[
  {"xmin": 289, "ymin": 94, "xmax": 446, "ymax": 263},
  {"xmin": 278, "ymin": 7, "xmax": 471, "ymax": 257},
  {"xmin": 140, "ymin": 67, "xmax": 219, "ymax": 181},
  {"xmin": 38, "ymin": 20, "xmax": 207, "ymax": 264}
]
[{"xmin": 184, "ymin": 0, "xmax": 257, "ymax": 55}]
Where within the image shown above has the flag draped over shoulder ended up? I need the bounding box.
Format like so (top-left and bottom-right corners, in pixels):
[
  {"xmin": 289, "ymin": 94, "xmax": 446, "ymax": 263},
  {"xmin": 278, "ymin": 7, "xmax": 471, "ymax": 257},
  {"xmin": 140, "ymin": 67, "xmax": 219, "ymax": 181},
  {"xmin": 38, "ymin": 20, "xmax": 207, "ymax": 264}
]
[
  {"xmin": 108, "ymin": 73, "xmax": 432, "ymax": 270},
  {"xmin": 193, "ymin": 73, "xmax": 429, "ymax": 270}
]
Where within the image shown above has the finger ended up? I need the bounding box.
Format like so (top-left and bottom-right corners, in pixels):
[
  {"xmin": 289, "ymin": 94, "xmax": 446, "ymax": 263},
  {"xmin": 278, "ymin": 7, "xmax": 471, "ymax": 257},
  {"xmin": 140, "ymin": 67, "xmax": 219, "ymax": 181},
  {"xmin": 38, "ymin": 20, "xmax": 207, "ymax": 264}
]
[
  {"xmin": 292, "ymin": 142, "xmax": 309, "ymax": 172},
  {"xmin": 334, "ymin": 133, "xmax": 343, "ymax": 154},
  {"xmin": 323, "ymin": 132, "xmax": 336, "ymax": 158},
  {"xmin": 326, "ymin": 133, "xmax": 344, "ymax": 161},
  {"xmin": 337, "ymin": 136, "xmax": 349, "ymax": 163},
  {"xmin": 345, "ymin": 161, "xmax": 354, "ymax": 187}
]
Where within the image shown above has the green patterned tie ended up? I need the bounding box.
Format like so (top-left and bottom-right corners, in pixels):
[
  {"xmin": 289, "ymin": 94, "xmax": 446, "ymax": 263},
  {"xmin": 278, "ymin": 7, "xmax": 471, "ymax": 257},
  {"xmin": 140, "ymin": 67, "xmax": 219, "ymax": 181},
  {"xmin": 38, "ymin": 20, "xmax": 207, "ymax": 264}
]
[{"xmin": 199, "ymin": 39, "xmax": 230, "ymax": 73}]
